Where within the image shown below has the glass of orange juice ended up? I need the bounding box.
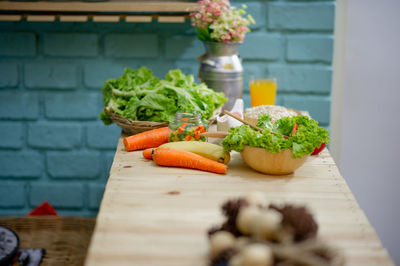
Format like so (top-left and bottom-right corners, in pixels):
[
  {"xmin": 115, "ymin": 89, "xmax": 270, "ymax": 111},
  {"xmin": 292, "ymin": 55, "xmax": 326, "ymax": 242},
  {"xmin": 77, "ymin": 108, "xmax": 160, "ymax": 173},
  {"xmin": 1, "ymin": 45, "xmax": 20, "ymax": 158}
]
[{"xmin": 249, "ymin": 77, "xmax": 277, "ymax": 106}]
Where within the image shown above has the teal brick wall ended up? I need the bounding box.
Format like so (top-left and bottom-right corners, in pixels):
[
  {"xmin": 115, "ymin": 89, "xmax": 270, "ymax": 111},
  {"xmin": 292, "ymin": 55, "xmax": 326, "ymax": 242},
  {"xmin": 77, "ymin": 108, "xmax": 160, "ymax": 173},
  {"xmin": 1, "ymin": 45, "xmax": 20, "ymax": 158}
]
[{"xmin": 0, "ymin": 0, "xmax": 335, "ymax": 217}]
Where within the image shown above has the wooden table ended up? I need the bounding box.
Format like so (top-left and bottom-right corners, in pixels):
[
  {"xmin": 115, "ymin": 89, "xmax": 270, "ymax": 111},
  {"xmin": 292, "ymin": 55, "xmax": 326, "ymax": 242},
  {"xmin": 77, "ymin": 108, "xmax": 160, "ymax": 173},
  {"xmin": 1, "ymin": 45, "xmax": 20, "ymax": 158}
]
[{"xmin": 85, "ymin": 135, "xmax": 393, "ymax": 266}]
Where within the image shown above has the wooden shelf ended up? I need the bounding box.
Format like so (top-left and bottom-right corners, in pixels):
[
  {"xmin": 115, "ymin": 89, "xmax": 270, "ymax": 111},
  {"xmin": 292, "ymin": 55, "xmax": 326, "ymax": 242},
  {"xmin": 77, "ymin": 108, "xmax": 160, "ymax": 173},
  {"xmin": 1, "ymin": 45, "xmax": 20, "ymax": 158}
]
[
  {"xmin": 0, "ymin": 1, "xmax": 198, "ymax": 13},
  {"xmin": 0, "ymin": 1, "xmax": 198, "ymax": 22}
]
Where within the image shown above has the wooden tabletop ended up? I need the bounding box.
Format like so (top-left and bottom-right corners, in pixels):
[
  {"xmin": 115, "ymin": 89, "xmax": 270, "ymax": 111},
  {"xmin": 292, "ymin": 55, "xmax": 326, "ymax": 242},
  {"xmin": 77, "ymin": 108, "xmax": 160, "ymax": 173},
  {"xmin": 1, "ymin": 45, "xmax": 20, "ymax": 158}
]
[{"xmin": 85, "ymin": 135, "xmax": 393, "ymax": 266}]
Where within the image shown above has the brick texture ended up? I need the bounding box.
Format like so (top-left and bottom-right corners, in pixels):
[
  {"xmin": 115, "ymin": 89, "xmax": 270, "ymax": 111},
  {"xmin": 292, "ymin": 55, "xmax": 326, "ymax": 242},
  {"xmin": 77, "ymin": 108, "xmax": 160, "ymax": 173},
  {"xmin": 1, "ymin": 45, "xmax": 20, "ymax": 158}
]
[
  {"xmin": 240, "ymin": 34, "xmax": 282, "ymax": 60},
  {"xmin": 268, "ymin": 3, "xmax": 335, "ymax": 31},
  {"xmin": 86, "ymin": 124, "xmax": 120, "ymax": 149},
  {"xmin": 88, "ymin": 183, "xmax": 106, "ymax": 209},
  {"xmin": 103, "ymin": 152, "xmax": 116, "ymax": 179},
  {"xmin": 0, "ymin": 0, "xmax": 335, "ymax": 217},
  {"xmin": 0, "ymin": 182, "xmax": 25, "ymax": 208},
  {"xmin": 268, "ymin": 66, "xmax": 332, "ymax": 93},
  {"xmin": 105, "ymin": 33, "xmax": 158, "ymax": 58},
  {"xmin": 165, "ymin": 36, "xmax": 203, "ymax": 60},
  {"xmin": 0, "ymin": 151, "xmax": 43, "ymax": 178},
  {"xmin": 245, "ymin": 2, "xmax": 265, "ymax": 30},
  {"xmin": 84, "ymin": 62, "xmax": 125, "ymax": 89},
  {"xmin": 0, "ymin": 122, "xmax": 24, "ymax": 149},
  {"xmin": 286, "ymin": 35, "xmax": 333, "ymax": 63},
  {"xmin": 44, "ymin": 33, "xmax": 98, "ymax": 57},
  {"xmin": 0, "ymin": 32, "xmax": 36, "ymax": 56},
  {"xmin": 44, "ymin": 92, "xmax": 100, "ymax": 119},
  {"xmin": 47, "ymin": 152, "xmax": 100, "ymax": 179},
  {"xmin": 28, "ymin": 122, "xmax": 82, "ymax": 149},
  {"xmin": 25, "ymin": 63, "xmax": 77, "ymax": 89},
  {"xmin": 0, "ymin": 92, "xmax": 39, "ymax": 120},
  {"xmin": 30, "ymin": 183, "xmax": 84, "ymax": 208},
  {"xmin": 0, "ymin": 63, "xmax": 18, "ymax": 88}
]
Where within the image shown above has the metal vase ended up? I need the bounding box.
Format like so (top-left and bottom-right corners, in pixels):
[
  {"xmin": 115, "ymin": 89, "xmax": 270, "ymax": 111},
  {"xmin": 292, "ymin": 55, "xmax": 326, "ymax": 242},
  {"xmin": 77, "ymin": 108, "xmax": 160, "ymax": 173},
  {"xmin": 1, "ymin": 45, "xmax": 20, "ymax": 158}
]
[{"xmin": 198, "ymin": 41, "xmax": 243, "ymax": 111}]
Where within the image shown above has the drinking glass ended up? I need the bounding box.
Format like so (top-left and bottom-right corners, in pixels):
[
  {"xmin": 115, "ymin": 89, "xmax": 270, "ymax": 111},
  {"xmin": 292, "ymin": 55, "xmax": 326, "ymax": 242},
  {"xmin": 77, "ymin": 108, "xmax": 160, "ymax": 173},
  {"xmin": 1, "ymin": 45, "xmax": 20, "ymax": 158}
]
[{"xmin": 249, "ymin": 77, "xmax": 277, "ymax": 106}]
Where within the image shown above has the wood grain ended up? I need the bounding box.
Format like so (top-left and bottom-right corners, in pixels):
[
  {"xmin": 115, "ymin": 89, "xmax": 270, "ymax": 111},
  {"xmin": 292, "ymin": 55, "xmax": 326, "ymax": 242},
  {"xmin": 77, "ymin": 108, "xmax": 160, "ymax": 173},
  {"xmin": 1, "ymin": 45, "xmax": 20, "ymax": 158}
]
[
  {"xmin": 157, "ymin": 16, "xmax": 186, "ymax": 23},
  {"xmin": 92, "ymin": 15, "xmax": 120, "ymax": 22},
  {"xmin": 85, "ymin": 135, "xmax": 393, "ymax": 266},
  {"xmin": 0, "ymin": 15, "xmax": 21, "ymax": 21},
  {"xmin": 59, "ymin": 15, "xmax": 88, "ymax": 22},
  {"xmin": 125, "ymin": 15, "xmax": 152, "ymax": 23},
  {"xmin": 26, "ymin": 15, "xmax": 55, "ymax": 22}
]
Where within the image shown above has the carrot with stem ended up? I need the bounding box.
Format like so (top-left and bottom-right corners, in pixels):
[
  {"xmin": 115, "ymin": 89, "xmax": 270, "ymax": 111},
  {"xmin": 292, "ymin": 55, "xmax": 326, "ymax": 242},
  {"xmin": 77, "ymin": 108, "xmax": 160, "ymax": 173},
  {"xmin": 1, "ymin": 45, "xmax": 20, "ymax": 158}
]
[
  {"xmin": 153, "ymin": 147, "xmax": 227, "ymax": 174},
  {"xmin": 124, "ymin": 127, "xmax": 172, "ymax": 152},
  {"xmin": 142, "ymin": 148, "xmax": 155, "ymax": 160}
]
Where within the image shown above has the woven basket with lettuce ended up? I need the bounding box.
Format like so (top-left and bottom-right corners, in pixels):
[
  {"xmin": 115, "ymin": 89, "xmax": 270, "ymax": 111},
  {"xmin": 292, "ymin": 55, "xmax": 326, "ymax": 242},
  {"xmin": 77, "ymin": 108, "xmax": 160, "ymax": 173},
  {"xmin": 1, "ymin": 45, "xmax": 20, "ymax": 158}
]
[{"xmin": 100, "ymin": 67, "xmax": 227, "ymax": 135}]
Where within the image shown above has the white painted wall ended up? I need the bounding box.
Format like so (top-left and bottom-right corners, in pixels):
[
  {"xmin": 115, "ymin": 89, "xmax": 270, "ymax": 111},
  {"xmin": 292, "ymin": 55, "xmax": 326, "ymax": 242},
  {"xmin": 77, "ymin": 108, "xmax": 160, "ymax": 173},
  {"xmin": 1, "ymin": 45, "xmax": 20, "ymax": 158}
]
[{"xmin": 331, "ymin": 0, "xmax": 400, "ymax": 263}]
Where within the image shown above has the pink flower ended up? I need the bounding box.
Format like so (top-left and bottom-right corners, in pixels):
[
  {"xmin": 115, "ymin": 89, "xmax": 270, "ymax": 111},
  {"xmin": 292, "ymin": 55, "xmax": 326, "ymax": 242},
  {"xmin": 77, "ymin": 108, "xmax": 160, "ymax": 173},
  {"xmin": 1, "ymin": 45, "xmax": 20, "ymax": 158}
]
[{"xmin": 190, "ymin": 0, "xmax": 254, "ymax": 42}]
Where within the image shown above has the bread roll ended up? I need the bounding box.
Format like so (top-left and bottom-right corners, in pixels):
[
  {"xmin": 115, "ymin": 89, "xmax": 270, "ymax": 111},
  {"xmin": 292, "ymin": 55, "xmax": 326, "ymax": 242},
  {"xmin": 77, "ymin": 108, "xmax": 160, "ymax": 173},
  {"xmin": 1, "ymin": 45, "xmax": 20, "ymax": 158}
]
[{"xmin": 244, "ymin": 105, "xmax": 308, "ymax": 125}]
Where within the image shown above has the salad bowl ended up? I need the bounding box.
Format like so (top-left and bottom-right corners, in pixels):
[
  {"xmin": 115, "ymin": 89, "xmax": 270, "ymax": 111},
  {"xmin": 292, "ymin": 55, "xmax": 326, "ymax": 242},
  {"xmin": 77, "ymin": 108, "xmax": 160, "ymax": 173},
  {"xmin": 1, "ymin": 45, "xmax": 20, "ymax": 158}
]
[
  {"xmin": 240, "ymin": 146, "xmax": 309, "ymax": 175},
  {"xmin": 222, "ymin": 112, "xmax": 329, "ymax": 175}
]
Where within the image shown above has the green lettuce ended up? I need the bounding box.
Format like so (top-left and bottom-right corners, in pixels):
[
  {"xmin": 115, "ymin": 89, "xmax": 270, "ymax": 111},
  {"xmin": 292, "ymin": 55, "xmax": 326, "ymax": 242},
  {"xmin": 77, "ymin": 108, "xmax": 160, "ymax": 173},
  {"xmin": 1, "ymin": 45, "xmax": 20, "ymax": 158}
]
[
  {"xmin": 100, "ymin": 67, "xmax": 227, "ymax": 125},
  {"xmin": 222, "ymin": 115, "xmax": 329, "ymax": 158}
]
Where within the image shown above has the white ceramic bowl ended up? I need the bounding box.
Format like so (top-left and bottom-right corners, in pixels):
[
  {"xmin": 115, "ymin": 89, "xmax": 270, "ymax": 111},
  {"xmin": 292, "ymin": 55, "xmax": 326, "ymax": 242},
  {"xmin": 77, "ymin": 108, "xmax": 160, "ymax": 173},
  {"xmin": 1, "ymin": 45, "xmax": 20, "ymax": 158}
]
[{"xmin": 241, "ymin": 146, "xmax": 309, "ymax": 175}]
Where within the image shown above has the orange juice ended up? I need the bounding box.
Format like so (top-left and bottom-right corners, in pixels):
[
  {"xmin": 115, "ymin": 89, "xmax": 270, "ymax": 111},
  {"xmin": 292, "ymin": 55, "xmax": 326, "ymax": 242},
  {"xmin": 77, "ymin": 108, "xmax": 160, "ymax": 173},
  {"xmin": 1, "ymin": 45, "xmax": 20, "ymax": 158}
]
[{"xmin": 249, "ymin": 79, "xmax": 277, "ymax": 106}]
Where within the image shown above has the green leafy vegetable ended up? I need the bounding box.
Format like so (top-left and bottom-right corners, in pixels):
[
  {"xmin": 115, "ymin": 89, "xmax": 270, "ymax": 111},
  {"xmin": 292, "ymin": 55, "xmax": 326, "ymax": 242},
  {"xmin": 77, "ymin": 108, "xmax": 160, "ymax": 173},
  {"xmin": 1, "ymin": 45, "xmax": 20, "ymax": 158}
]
[
  {"xmin": 100, "ymin": 67, "xmax": 227, "ymax": 124},
  {"xmin": 222, "ymin": 114, "xmax": 329, "ymax": 158}
]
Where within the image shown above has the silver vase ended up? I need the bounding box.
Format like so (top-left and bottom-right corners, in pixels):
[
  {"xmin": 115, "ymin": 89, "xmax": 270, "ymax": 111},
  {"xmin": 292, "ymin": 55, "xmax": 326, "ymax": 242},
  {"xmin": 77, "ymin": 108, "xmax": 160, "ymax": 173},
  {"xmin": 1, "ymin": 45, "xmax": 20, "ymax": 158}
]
[{"xmin": 198, "ymin": 41, "xmax": 243, "ymax": 111}]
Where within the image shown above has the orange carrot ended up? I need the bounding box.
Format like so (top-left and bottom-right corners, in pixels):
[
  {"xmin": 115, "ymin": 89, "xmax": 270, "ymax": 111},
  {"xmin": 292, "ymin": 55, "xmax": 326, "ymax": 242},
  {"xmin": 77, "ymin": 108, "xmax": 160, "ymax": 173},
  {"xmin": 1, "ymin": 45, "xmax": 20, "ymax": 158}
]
[
  {"xmin": 124, "ymin": 127, "xmax": 172, "ymax": 152},
  {"xmin": 142, "ymin": 148, "xmax": 154, "ymax": 160},
  {"xmin": 153, "ymin": 147, "xmax": 227, "ymax": 174}
]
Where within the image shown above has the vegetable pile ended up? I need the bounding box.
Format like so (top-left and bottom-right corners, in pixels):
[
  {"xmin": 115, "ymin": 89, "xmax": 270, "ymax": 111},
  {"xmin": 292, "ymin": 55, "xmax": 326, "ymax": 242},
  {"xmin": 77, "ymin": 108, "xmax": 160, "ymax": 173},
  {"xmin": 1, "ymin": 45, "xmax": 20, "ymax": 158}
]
[
  {"xmin": 222, "ymin": 115, "xmax": 329, "ymax": 158},
  {"xmin": 100, "ymin": 66, "xmax": 227, "ymax": 125},
  {"xmin": 169, "ymin": 123, "xmax": 207, "ymax": 142}
]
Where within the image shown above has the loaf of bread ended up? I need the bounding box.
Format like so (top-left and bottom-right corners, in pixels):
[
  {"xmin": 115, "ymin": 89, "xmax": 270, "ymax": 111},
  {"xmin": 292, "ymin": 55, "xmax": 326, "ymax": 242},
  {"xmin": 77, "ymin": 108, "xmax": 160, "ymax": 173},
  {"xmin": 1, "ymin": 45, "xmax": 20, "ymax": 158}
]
[{"xmin": 244, "ymin": 105, "xmax": 307, "ymax": 125}]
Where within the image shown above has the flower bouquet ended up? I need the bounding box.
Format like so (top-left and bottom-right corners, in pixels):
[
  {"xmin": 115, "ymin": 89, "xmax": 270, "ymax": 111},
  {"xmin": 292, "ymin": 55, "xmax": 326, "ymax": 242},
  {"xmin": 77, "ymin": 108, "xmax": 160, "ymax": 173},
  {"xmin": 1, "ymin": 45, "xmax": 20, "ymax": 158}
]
[{"xmin": 190, "ymin": 0, "xmax": 255, "ymax": 43}]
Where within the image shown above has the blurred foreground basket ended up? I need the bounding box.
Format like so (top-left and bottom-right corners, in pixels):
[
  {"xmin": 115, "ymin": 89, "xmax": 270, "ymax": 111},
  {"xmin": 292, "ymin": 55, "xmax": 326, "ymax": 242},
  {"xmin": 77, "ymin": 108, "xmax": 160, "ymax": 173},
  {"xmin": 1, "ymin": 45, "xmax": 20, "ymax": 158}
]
[{"xmin": 0, "ymin": 216, "xmax": 95, "ymax": 266}]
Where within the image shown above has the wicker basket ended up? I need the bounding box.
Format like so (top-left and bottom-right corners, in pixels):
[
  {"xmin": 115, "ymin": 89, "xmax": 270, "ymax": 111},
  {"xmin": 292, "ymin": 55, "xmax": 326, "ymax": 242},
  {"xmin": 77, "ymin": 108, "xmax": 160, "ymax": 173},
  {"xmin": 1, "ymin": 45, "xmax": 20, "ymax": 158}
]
[
  {"xmin": 0, "ymin": 216, "xmax": 95, "ymax": 266},
  {"xmin": 105, "ymin": 107, "xmax": 222, "ymax": 135},
  {"xmin": 106, "ymin": 109, "xmax": 169, "ymax": 135}
]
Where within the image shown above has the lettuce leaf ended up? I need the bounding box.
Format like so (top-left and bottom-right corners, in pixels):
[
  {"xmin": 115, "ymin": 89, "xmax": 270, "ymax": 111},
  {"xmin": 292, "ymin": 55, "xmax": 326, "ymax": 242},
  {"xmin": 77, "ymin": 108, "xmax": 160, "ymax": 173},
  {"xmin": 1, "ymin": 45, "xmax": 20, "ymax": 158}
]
[
  {"xmin": 222, "ymin": 114, "xmax": 329, "ymax": 158},
  {"xmin": 100, "ymin": 67, "xmax": 227, "ymax": 124}
]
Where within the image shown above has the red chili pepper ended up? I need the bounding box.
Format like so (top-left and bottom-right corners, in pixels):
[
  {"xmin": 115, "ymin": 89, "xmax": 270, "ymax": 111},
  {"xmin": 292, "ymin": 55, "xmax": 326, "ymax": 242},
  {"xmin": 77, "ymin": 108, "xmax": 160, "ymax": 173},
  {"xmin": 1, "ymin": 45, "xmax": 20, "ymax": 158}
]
[
  {"xmin": 311, "ymin": 143, "xmax": 326, "ymax": 155},
  {"xmin": 185, "ymin": 135, "xmax": 192, "ymax": 141},
  {"xmin": 291, "ymin": 123, "xmax": 298, "ymax": 135}
]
